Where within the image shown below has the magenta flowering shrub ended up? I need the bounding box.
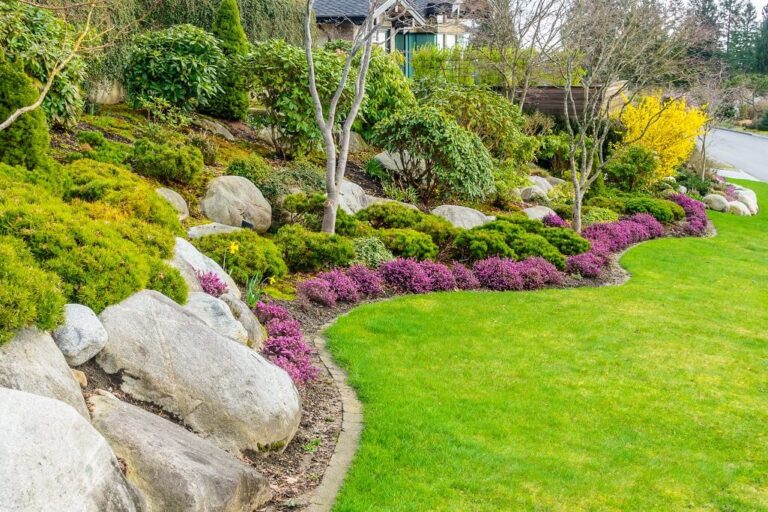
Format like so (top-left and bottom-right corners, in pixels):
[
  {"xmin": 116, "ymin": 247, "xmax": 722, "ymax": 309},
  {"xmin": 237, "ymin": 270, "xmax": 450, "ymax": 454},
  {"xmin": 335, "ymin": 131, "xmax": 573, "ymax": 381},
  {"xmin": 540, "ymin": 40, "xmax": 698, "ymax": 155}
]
[
  {"xmin": 517, "ymin": 257, "xmax": 564, "ymax": 288},
  {"xmin": 566, "ymin": 251, "xmax": 604, "ymax": 278},
  {"xmin": 297, "ymin": 278, "xmax": 337, "ymax": 306},
  {"xmin": 627, "ymin": 213, "xmax": 665, "ymax": 238},
  {"xmin": 317, "ymin": 269, "xmax": 360, "ymax": 303},
  {"xmin": 254, "ymin": 300, "xmax": 292, "ymax": 323},
  {"xmin": 346, "ymin": 264, "xmax": 383, "ymax": 296},
  {"xmin": 262, "ymin": 317, "xmax": 318, "ymax": 384},
  {"xmin": 725, "ymin": 185, "xmax": 737, "ymax": 201},
  {"xmin": 450, "ymin": 262, "xmax": 480, "ymax": 290},
  {"xmin": 380, "ymin": 258, "xmax": 432, "ymax": 294},
  {"xmin": 670, "ymin": 193, "xmax": 708, "ymax": 236},
  {"xmin": 196, "ymin": 270, "xmax": 228, "ymax": 297},
  {"xmin": 419, "ymin": 261, "xmax": 456, "ymax": 291},
  {"xmin": 472, "ymin": 257, "xmax": 524, "ymax": 291},
  {"xmin": 543, "ymin": 213, "xmax": 569, "ymax": 228}
]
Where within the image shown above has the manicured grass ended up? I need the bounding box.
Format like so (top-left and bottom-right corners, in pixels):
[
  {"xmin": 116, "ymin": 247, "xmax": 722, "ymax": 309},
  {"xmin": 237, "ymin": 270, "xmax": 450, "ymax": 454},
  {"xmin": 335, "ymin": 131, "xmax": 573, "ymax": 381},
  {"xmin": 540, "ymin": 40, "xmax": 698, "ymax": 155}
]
[{"xmin": 326, "ymin": 180, "xmax": 768, "ymax": 511}]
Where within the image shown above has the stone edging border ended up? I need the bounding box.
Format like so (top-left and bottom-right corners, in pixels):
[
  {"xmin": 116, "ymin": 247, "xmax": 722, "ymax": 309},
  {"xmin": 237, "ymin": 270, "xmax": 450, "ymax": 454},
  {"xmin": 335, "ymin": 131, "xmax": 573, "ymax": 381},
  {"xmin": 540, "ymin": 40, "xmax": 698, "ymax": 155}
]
[{"xmin": 305, "ymin": 321, "xmax": 363, "ymax": 512}]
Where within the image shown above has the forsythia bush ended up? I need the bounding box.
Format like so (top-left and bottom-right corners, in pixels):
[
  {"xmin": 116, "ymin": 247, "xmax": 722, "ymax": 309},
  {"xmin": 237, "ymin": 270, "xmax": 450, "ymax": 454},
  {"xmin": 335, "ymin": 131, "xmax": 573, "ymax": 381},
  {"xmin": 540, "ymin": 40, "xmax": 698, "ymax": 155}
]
[{"xmin": 620, "ymin": 95, "xmax": 706, "ymax": 181}]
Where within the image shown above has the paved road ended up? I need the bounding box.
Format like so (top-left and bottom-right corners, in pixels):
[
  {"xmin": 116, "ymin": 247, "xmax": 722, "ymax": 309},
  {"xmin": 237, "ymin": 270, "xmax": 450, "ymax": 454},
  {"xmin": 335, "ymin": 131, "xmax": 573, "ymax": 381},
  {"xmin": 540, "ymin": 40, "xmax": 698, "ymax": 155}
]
[{"xmin": 704, "ymin": 128, "xmax": 768, "ymax": 182}]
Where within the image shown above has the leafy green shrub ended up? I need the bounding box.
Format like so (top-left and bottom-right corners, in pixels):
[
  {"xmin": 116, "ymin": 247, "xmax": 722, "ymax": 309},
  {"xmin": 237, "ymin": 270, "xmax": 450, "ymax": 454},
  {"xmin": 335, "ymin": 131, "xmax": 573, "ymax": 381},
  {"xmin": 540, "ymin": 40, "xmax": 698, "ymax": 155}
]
[
  {"xmin": 247, "ymin": 40, "xmax": 352, "ymax": 158},
  {"xmin": 203, "ymin": 0, "xmax": 250, "ymax": 120},
  {"xmin": 356, "ymin": 202, "xmax": 423, "ymax": 229},
  {"xmin": 376, "ymin": 228, "xmax": 438, "ymax": 261},
  {"xmin": 352, "ymin": 237, "xmax": 394, "ymax": 268},
  {"xmin": 507, "ymin": 232, "xmax": 565, "ymax": 270},
  {"xmin": 494, "ymin": 215, "xmax": 546, "ymax": 234},
  {"xmin": 228, "ymin": 155, "xmax": 325, "ymax": 203},
  {"xmin": 415, "ymin": 215, "xmax": 460, "ymax": 251},
  {"xmin": 281, "ymin": 192, "xmax": 363, "ymax": 235},
  {"xmin": 675, "ymin": 169, "xmax": 712, "ymax": 196},
  {"xmin": 493, "ymin": 159, "xmax": 530, "ymax": 207},
  {"xmin": 192, "ymin": 230, "xmax": 287, "ymax": 285},
  {"xmin": 130, "ymin": 138, "xmax": 204, "ymax": 184},
  {"xmin": 758, "ymin": 110, "xmax": 768, "ymax": 131},
  {"xmin": 0, "ymin": 1, "xmax": 86, "ymax": 128},
  {"xmin": 372, "ymin": 105, "xmax": 495, "ymax": 205},
  {"xmin": 124, "ymin": 24, "xmax": 224, "ymax": 110},
  {"xmin": 0, "ymin": 179, "xmax": 186, "ymax": 312},
  {"xmin": 624, "ymin": 197, "xmax": 685, "ymax": 223},
  {"xmin": 275, "ymin": 224, "xmax": 355, "ymax": 272},
  {"xmin": 0, "ymin": 56, "xmax": 49, "ymax": 169},
  {"xmin": 582, "ymin": 206, "xmax": 620, "ymax": 226},
  {"xmin": 0, "ymin": 236, "xmax": 65, "ymax": 345},
  {"xmin": 453, "ymin": 229, "xmax": 516, "ymax": 262},
  {"xmin": 540, "ymin": 228, "xmax": 590, "ymax": 256},
  {"xmin": 77, "ymin": 130, "xmax": 106, "ymax": 147},
  {"xmin": 69, "ymin": 133, "xmax": 132, "ymax": 166},
  {"xmin": 604, "ymin": 144, "xmax": 659, "ymax": 192},
  {"xmin": 585, "ymin": 195, "xmax": 626, "ymax": 213}
]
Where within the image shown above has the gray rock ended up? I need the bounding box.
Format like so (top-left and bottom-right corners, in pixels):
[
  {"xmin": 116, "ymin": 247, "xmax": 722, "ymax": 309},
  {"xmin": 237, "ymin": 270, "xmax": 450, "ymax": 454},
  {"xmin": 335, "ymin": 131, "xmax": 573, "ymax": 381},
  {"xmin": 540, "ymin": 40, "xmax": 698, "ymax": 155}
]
[
  {"xmin": 52, "ymin": 304, "xmax": 108, "ymax": 366},
  {"xmin": 339, "ymin": 179, "xmax": 369, "ymax": 214},
  {"xmin": 521, "ymin": 186, "xmax": 548, "ymax": 202},
  {"xmin": 727, "ymin": 200, "xmax": 751, "ymax": 216},
  {"xmin": 373, "ymin": 151, "xmax": 402, "ymax": 172},
  {"xmin": 156, "ymin": 187, "xmax": 189, "ymax": 221},
  {"xmin": 703, "ymin": 194, "xmax": 729, "ymax": 212},
  {"xmin": 188, "ymin": 222, "xmax": 243, "ymax": 239},
  {"xmin": 193, "ymin": 117, "xmax": 235, "ymax": 141},
  {"xmin": 0, "ymin": 388, "xmax": 146, "ymax": 511},
  {"xmin": 185, "ymin": 292, "xmax": 248, "ymax": 344},
  {"xmin": 735, "ymin": 189, "xmax": 758, "ymax": 214},
  {"xmin": 201, "ymin": 176, "xmax": 272, "ymax": 233},
  {"xmin": 169, "ymin": 237, "xmax": 240, "ymax": 299},
  {"xmin": 530, "ymin": 175, "xmax": 554, "ymax": 193},
  {"xmin": 219, "ymin": 292, "xmax": 267, "ymax": 349},
  {"xmin": 523, "ymin": 205, "xmax": 557, "ymax": 220},
  {"xmin": 677, "ymin": 185, "xmax": 688, "ymax": 194},
  {"xmin": 96, "ymin": 290, "xmax": 301, "ymax": 454},
  {"xmin": 348, "ymin": 131, "xmax": 366, "ymax": 153},
  {"xmin": 430, "ymin": 205, "xmax": 495, "ymax": 229},
  {"xmin": 545, "ymin": 176, "xmax": 565, "ymax": 187},
  {"xmin": 90, "ymin": 391, "xmax": 271, "ymax": 512},
  {"xmin": 0, "ymin": 328, "xmax": 89, "ymax": 418}
]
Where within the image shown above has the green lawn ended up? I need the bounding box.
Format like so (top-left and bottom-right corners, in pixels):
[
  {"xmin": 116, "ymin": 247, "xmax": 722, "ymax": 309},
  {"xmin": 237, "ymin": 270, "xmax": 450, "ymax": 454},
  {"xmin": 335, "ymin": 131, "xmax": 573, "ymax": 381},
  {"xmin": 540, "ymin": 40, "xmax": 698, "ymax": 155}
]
[{"xmin": 326, "ymin": 180, "xmax": 768, "ymax": 511}]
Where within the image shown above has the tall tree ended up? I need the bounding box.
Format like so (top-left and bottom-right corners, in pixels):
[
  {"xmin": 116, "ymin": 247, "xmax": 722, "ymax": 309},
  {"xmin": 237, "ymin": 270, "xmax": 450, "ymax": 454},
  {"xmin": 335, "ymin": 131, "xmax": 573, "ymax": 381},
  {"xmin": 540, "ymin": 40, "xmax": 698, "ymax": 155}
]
[
  {"xmin": 687, "ymin": 0, "xmax": 721, "ymax": 60},
  {"xmin": 721, "ymin": 0, "xmax": 745, "ymax": 55},
  {"xmin": 756, "ymin": 5, "xmax": 768, "ymax": 72},
  {"xmin": 728, "ymin": 1, "xmax": 758, "ymax": 71}
]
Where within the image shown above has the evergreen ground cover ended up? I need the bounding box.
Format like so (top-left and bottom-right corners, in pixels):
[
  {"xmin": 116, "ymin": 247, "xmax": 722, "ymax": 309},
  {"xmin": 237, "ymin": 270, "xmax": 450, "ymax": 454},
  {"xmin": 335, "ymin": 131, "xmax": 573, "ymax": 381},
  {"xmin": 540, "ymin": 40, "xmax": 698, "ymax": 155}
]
[{"xmin": 326, "ymin": 181, "xmax": 768, "ymax": 511}]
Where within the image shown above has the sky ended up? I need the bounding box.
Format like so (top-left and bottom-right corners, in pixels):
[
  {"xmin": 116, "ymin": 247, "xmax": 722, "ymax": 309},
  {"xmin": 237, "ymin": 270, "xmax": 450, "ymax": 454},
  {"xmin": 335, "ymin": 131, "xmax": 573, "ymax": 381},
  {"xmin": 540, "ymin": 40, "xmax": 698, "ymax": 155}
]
[{"xmin": 756, "ymin": 0, "xmax": 768, "ymax": 18}]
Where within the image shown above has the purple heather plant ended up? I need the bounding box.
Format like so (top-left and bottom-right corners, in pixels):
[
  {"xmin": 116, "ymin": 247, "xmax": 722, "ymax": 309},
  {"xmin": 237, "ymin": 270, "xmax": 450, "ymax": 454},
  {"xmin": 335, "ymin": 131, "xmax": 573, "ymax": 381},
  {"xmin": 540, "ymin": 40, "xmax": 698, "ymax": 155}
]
[
  {"xmin": 297, "ymin": 278, "xmax": 337, "ymax": 307},
  {"xmin": 626, "ymin": 213, "xmax": 665, "ymax": 238},
  {"xmin": 317, "ymin": 269, "xmax": 360, "ymax": 303},
  {"xmin": 517, "ymin": 257, "xmax": 564, "ymax": 289},
  {"xmin": 257, "ymin": 306, "xmax": 318, "ymax": 385},
  {"xmin": 725, "ymin": 185, "xmax": 737, "ymax": 201},
  {"xmin": 380, "ymin": 258, "xmax": 433, "ymax": 294},
  {"xmin": 566, "ymin": 251, "xmax": 604, "ymax": 278},
  {"xmin": 419, "ymin": 261, "xmax": 457, "ymax": 291},
  {"xmin": 450, "ymin": 262, "xmax": 480, "ymax": 290},
  {"xmin": 472, "ymin": 257, "xmax": 524, "ymax": 291},
  {"xmin": 669, "ymin": 193, "xmax": 708, "ymax": 236},
  {"xmin": 543, "ymin": 213, "xmax": 569, "ymax": 228},
  {"xmin": 254, "ymin": 300, "xmax": 292, "ymax": 323},
  {"xmin": 346, "ymin": 265, "xmax": 384, "ymax": 297},
  {"xmin": 195, "ymin": 270, "xmax": 228, "ymax": 297}
]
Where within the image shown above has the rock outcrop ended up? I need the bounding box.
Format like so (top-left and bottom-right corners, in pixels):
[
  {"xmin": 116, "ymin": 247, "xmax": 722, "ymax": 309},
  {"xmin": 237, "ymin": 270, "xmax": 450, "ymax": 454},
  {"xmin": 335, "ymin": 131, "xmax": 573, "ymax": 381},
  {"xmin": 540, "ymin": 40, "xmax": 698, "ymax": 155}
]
[
  {"xmin": 201, "ymin": 176, "xmax": 272, "ymax": 233},
  {"xmin": 219, "ymin": 292, "xmax": 267, "ymax": 349},
  {"xmin": 185, "ymin": 292, "xmax": 248, "ymax": 344},
  {"xmin": 430, "ymin": 205, "xmax": 495, "ymax": 229},
  {"xmin": 52, "ymin": 303, "xmax": 108, "ymax": 366},
  {"xmin": 169, "ymin": 237, "xmax": 240, "ymax": 299},
  {"xmin": 156, "ymin": 187, "xmax": 189, "ymax": 221}
]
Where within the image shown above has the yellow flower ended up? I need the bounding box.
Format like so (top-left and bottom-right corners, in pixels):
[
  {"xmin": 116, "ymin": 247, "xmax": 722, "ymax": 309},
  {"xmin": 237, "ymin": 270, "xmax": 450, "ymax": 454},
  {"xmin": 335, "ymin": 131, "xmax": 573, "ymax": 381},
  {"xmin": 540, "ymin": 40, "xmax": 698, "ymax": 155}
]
[
  {"xmin": 229, "ymin": 241, "xmax": 239, "ymax": 255},
  {"xmin": 268, "ymin": 277, "xmax": 275, "ymax": 285}
]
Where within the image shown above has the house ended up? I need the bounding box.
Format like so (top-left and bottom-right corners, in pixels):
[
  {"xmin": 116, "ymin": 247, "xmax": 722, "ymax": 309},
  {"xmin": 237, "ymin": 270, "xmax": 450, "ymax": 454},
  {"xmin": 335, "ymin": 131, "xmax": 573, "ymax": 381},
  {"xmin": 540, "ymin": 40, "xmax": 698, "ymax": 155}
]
[{"xmin": 313, "ymin": 0, "xmax": 473, "ymax": 76}]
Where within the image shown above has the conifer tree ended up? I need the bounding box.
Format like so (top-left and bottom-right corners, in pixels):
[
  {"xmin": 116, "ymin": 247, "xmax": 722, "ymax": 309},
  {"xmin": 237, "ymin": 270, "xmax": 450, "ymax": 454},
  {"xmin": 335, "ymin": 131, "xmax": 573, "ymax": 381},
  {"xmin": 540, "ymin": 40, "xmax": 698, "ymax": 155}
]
[{"xmin": 205, "ymin": 0, "xmax": 250, "ymax": 120}]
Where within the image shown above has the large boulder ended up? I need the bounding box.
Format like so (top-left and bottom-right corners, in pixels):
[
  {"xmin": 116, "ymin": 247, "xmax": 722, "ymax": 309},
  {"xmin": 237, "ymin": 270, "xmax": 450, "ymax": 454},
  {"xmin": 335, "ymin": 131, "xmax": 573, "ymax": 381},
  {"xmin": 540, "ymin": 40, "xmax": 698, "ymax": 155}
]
[
  {"xmin": 530, "ymin": 176, "xmax": 554, "ymax": 193},
  {"xmin": 702, "ymin": 194, "xmax": 729, "ymax": 212},
  {"xmin": 727, "ymin": 200, "xmax": 751, "ymax": 216},
  {"xmin": 0, "ymin": 328, "xmax": 89, "ymax": 418},
  {"xmin": 52, "ymin": 304, "xmax": 109, "ymax": 366},
  {"xmin": 373, "ymin": 151, "xmax": 402, "ymax": 172},
  {"xmin": 169, "ymin": 237, "xmax": 240, "ymax": 299},
  {"xmin": 523, "ymin": 205, "xmax": 557, "ymax": 221},
  {"xmin": 219, "ymin": 292, "xmax": 267, "ymax": 349},
  {"xmin": 734, "ymin": 188, "xmax": 758, "ymax": 215},
  {"xmin": 0, "ymin": 388, "xmax": 146, "ymax": 511},
  {"xmin": 521, "ymin": 186, "xmax": 548, "ymax": 202},
  {"xmin": 188, "ymin": 222, "xmax": 243, "ymax": 239},
  {"xmin": 201, "ymin": 176, "xmax": 272, "ymax": 233},
  {"xmin": 430, "ymin": 205, "xmax": 495, "ymax": 229},
  {"xmin": 339, "ymin": 179, "xmax": 369, "ymax": 214},
  {"xmin": 185, "ymin": 292, "xmax": 248, "ymax": 344},
  {"xmin": 96, "ymin": 290, "xmax": 301, "ymax": 454},
  {"xmin": 90, "ymin": 392, "xmax": 272, "ymax": 512},
  {"xmin": 193, "ymin": 117, "xmax": 235, "ymax": 141},
  {"xmin": 348, "ymin": 131, "xmax": 366, "ymax": 153},
  {"xmin": 155, "ymin": 187, "xmax": 189, "ymax": 221}
]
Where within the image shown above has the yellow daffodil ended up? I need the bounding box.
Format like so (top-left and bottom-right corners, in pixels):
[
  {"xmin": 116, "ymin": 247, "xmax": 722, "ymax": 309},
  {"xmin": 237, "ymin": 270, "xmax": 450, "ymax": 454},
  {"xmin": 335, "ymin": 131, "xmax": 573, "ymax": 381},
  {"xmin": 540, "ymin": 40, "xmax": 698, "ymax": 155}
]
[
  {"xmin": 229, "ymin": 241, "xmax": 239, "ymax": 255},
  {"xmin": 268, "ymin": 276, "xmax": 275, "ymax": 285}
]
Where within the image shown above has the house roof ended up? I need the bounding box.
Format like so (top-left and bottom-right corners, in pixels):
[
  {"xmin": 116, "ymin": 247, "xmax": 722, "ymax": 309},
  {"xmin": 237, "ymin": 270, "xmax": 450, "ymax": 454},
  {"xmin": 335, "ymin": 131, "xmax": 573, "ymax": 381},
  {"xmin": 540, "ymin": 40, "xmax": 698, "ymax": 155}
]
[{"xmin": 314, "ymin": 0, "xmax": 429, "ymax": 23}]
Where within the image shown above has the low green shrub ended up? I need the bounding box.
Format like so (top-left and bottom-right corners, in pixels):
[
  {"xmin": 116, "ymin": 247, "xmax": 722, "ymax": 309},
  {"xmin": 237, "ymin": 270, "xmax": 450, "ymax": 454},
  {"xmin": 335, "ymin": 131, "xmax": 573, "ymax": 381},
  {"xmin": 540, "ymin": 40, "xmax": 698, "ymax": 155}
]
[
  {"xmin": 131, "ymin": 138, "xmax": 204, "ymax": 184},
  {"xmin": 280, "ymin": 192, "xmax": 368, "ymax": 236},
  {"xmin": 68, "ymin": 137, "xmax": 133, "ymax": 167},
  {"xmin": 675, "ymin": 170, "xmax": 712, "ymax": 197},
  {"xmin": 585, "ymin": 196, "xmax": 626, "ymax": 213},
  {"xmin": 604, "ymin": 144, "xmax": 659, "ymax": 192},
  {"xmin": 0, "ymin": 55, "xmax": 50, "ymax": 169},
  {"xmin": 77, "ymin": 130, "xmax": 106, "ymax": 147},
  {"xmin": 453, "ymin": 229, "xmax": 516, "ymax": 262},
  {"xmin": 415, "ymin": 215, "xmax": 460, "ymax": 251},
  {"xmin": 275, "ymin": 224, "xmax": 355, "ymax": 272},
  {"xmin": 624, "ymin": 197, "xmax": 685, "ymax": 223},
  {"xmin": 352, "ymin": 237, "xmax": 394, "ymax": 268},
  {"xmin": 582, "ymin": 206, "xmax": 620, "ymax": 226},
  {"xmin": 540, "ymin": 228, "xmax": 590, "ymax": 256},
  {"xmin": 356, "ymin": 202, "xmax": 423, "ymax": 229},
  {"xmin": 0, "ymin": 236, "xmax": 65, "ymax": 345},
  {"xmin": 507, "ymin": 232, "xmax": 565, "ymax": 270},
  {"xmin": 495, "ymin": 215, "xmax": 546, "ymax": 234},
  {"xmin": 192, "ymin": 229, "xmax": 287, "ymax": 285},
  {"xmin": 376, "ymin": 228, "xmax": 438, "ymax": 261},
  {"xmin": 229, "ymin": 156, "xmax": 324, "ymax": 203},
  {"xmin": 188, "ymin": 133, "xmax": 218, "ymax": 165}
]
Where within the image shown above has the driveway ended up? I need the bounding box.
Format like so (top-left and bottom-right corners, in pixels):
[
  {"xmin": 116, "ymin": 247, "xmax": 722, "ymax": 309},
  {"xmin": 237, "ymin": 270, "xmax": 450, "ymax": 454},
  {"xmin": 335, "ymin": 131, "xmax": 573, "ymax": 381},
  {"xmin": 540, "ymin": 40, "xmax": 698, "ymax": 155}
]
[{"xmin": 704, "ymin": 128, "xmax": 768, "ymax": 182}]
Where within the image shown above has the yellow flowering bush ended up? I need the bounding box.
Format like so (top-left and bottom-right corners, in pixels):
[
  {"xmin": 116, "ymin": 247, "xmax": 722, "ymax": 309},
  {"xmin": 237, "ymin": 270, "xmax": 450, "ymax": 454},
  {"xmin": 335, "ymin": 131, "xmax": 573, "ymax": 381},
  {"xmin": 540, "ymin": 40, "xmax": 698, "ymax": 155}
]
[{"xmin": 619, "ymin": 95, "xmax": 706, "ymax": 182}]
